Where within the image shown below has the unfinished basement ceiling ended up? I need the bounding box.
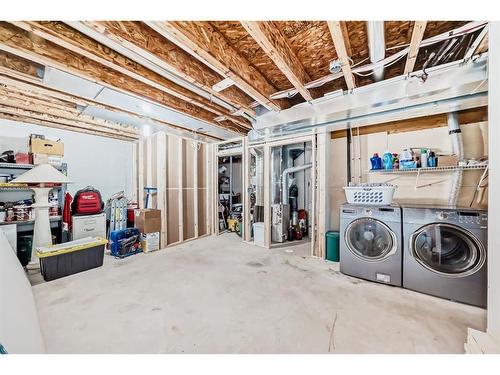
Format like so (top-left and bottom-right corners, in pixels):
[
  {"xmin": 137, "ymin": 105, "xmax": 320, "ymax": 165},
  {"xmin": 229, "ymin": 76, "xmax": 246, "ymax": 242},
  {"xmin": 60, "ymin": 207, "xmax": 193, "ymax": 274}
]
[{"xmin": 0, "ymin": 21, "xmax": 489, "ymax": 141}]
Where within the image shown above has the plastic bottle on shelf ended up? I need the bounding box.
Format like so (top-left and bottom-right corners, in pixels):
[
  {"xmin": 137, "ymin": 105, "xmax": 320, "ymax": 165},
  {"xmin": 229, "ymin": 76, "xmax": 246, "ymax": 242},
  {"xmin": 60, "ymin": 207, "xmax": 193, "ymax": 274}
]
[
  {"xmin": 392, "ymin": 153, "xmax": 399, "ymax": 170},
  {"xmin": 382, "ymin": 150, "xmax": 393, "ymax": 170},
  {"xmin": 420, "ymin": 148, "xmax": 428, "ymax": 168},
  {"xmin": 370, "ymin": 153, "xmax": 382, "ymax": 170},
  {"xmin": 428, "ymin": 151, "xmax": 437, "ymax": 168}
]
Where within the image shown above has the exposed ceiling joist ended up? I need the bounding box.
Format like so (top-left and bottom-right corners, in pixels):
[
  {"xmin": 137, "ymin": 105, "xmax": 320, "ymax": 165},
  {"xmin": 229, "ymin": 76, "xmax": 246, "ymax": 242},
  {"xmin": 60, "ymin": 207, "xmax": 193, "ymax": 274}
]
[
  {"xmin": 8, "ymin": 21, "xmax": 251, "ymax": 132},
  {"xmin": 327, "ymin": 21, "xmax": 356, "ymax": 90},
  {"xmin": 73, "ymin": 21, "xmax": 256, "ymax": 118},
  {"xmin": 0, "ymin": 50, "xmax": 43, "ymax": 84},
  {"xmin": 464, "ymin": 24, "xmax": 489, "ymax": 60},
  {"xmin": 240, "ymin": 21, "xmax": 313, "ymax": 102},
  {"xmin": 0, "ymin": 112, "xmax": 136, "ymax": 141},
  {"xmin": 0, "ymin": 89, "xmax": 137, "ymax": 136},
  {"xmin": 0, "ymin": 22, "xmax": 247, "ymax": 135},
  {"xmin": 145, "ymin": 21, "xmax": 287, "ymax": 112},
  {"xmin": 404, "ymin": 21, "xmax": 428, "ymax": 75},
  {"xmin": 0, "ymin": 73, "xmax": 224, "ymax": 141}
]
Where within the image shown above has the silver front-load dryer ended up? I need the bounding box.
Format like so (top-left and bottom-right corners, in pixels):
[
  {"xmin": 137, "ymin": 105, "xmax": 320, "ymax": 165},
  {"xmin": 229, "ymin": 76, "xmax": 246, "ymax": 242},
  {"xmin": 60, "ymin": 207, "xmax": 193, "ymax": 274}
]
[
  {"xmin": 402, "ymin": 206, "xmax": 487, "ymax": 307},
  {"xmin": 340, "ymin": 203, "xmax": 402, "ymax": 286}
]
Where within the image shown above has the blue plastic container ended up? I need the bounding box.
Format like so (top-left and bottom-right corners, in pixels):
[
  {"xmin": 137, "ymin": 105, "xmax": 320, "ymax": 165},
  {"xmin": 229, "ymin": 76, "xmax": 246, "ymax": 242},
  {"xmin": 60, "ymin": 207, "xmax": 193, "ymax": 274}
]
[
  {"xmin": 383, "ymin": 151, "xmax": 393, "ymax": 170},
  {"xmin": 109, "ymin": 228, "xmax": 142, "ymax": 258},
  {"xmin": 370, "ymin": 153, "xmax": 382, "ymax": 170}
]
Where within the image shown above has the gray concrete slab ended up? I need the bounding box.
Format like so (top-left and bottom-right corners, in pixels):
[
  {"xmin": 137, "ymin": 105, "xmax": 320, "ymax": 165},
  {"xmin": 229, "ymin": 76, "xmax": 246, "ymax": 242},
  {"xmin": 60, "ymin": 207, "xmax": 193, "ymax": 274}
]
[{"xmin": 32, "ymin": 233, "xmax": 486, "ymax": 353}]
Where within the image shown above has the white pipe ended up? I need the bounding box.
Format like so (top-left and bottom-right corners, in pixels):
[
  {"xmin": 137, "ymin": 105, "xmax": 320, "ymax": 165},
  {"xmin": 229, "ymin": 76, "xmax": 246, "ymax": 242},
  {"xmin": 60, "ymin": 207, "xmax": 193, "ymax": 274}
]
[
  {"xmin": 447, "ymin": 112, "xmax": 464, "ymax": 206},
  {"xmin": 282, "ymin": 163, "xmax": 312, "ymax": 203},
  {"xmin": 367, "ymin": 21, "xmax": 386, "ymax": 81}
]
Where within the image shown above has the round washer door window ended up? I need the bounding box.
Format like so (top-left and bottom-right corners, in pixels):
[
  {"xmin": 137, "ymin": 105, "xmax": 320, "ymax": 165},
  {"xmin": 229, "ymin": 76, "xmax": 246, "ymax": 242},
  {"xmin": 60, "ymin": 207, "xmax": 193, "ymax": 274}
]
[
  {"xmin": 345, "ymin": 218, "xmax": 396, "ymax": 261},
  {"xmin": 411, "ymin": 223, "xmax": 486, "ymax": 277}
]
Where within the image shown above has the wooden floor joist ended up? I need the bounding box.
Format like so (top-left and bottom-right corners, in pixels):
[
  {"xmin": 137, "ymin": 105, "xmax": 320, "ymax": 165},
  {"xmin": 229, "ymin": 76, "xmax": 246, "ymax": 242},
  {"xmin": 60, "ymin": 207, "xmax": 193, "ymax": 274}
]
[
  {"xmin": 76, "ymin": 21, "xmax": 256, "ymax": 118},
  {"xmin": 9, "ymin": 21, "xmax": 252, "ymax": 131},
  {"xmin": 240, "ymin": 21, "xmax": 314, "ymax": 101},
  {"xmin": 145, "ymin": 21, "xmax": 288, "ymax": 112},
  {"xmin": 327, "ymin": 21, "xmax": 356, "ymax": 90},
  {"xmin": 404, "ymin": 21, "xmax": 427, "ymax": 75},
  {"xmin": 0, "ymin": 73, "xmax": 224, "ymax": 142},
  {"xmin": 0, "ymin": 22, "xmax": 246, "ymax": 134},
  {"xmin": 0, "ymin": 111, "xmax": 137, "ymax": 141}
]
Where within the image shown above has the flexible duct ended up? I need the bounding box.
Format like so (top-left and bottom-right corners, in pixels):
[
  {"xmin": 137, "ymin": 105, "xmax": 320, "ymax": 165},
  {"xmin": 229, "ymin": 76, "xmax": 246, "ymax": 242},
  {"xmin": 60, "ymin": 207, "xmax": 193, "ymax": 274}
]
[
  {"xmin": 448, "ymin": 112, "xmax": 464, "ymax": 206},
  {"xmin": 367, "ymin": 21, "xmax": 386, "ymax": 81},
  {"xmin": 282, "ymin": 163, "xmax": 312, "ymax": 204}
]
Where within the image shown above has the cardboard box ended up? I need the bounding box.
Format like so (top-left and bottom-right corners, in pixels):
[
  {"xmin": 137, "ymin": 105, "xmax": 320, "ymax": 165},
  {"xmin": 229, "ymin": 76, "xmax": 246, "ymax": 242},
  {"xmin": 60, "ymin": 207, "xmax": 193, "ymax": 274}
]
[
  {"xmin": 32, "ymin": 153, "xmax": 63, "ymax": 167},
  {"xmin": 134, "ymin": 209, "xmax": 161, "ymax": 234},
  {"xmin": 141, "ymin": 232, "xmax": 160, "ymax": 253},
  {"xmin": 30, "ymin": 138, "xmax": 64, "ymax": 156},
  {"xmin": 438, "ymin": 154, "xmax": 459, "ymax": 167}
]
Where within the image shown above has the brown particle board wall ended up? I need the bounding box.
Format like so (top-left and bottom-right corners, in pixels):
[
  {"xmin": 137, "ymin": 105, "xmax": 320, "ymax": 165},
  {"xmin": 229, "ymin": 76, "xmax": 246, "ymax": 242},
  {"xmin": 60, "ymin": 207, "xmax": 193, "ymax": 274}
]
[
  {"xmin": 328, "ymin": 109, "xmax": 488, "ymax": 231},
  {"xmin": 136, "ymin": 132, "xmax": 212, "ymax": 248}
]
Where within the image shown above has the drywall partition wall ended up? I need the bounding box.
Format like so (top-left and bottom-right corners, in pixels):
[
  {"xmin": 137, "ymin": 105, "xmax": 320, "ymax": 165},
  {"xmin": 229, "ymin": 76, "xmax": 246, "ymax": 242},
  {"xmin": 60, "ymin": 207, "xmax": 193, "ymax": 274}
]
[
  {"xmin": 328, "ymin": 115, "xmax": 488, "ymax": 231},
  {"xmin": 136, "ymin": 132, "xmax": 211, "ymax": 248},
  {"xmin": 0, "ymin": 119, "xmax": 134, "ymax": 201},
  {"xmin": 0, "ymin": 230, "xmax": 45, "ymax": 353}
]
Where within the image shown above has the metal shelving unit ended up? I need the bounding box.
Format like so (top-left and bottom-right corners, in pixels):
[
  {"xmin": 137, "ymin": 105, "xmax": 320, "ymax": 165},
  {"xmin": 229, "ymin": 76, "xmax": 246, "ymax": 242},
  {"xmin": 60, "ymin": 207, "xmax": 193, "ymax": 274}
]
[
  {"xmin": 368, "ymin": 165, "xmax": 488, "ymax": 174},
  {"xmin": 0, "ymin": 162, "xmax": 68, "ymax": 244}
]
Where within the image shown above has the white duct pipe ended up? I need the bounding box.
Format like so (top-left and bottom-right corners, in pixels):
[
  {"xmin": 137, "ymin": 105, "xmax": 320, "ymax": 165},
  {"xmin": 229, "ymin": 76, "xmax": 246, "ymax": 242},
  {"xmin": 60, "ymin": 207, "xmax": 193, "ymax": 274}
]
[
  {"xmin": 282, "ymin": 163, "xmax": 312, "ymax": 203},
  {"xmin": 367, "ymin": 21, "xmax": 386, "ymax": 81},
  {"xmin": 447, "ymin": 112, "xmax": 464, "ymax": 206}
]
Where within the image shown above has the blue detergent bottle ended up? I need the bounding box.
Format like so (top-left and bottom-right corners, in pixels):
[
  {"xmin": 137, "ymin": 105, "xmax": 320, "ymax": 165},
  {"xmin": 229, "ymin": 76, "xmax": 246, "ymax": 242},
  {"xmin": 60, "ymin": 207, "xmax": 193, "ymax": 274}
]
[
  {"xmin": 383, "ymin": 150, "xmax": 393, "ymax": 170},
  {"xmin": 370, "ymin": 153, "xmax": 382, "ymax": 170}
]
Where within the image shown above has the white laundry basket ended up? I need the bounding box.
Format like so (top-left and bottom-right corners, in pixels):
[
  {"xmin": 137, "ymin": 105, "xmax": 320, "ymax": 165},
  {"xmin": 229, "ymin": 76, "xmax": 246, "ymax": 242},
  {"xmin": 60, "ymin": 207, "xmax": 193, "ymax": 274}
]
[{"xmin": 343, "ymin": 183, "xmax": 396, "ymax": 205}]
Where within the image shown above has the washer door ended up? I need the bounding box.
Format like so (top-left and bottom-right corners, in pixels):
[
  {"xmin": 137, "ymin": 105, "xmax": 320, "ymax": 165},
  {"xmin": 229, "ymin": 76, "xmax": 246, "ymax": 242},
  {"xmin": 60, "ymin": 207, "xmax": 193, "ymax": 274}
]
[
  {"xmin": 410, "ymin": 223, "xmax": 486, "ymax": 277},
  {"xmin": 345, "ymin": 218, "xmax": 397, "ymax": 261}
]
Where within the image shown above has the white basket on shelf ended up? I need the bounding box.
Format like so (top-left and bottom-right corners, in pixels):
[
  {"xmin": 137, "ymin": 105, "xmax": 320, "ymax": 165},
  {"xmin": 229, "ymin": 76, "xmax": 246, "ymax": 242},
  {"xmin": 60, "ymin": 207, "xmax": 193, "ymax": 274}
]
[{"xmin": 343, "ymin": 183, "xmax": 396, "ymax": 205}]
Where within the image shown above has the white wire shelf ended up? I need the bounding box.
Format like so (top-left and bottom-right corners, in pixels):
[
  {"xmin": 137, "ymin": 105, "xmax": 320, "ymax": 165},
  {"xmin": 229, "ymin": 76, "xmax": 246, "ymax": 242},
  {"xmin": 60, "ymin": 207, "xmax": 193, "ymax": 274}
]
[{"xmin": 367, "ymin": 165, "xmax": 488, "ymax": 174}]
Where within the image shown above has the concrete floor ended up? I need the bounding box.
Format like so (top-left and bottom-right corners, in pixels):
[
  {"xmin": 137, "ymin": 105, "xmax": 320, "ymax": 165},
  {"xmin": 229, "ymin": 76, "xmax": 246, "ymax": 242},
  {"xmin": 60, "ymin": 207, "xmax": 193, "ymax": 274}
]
[{"xmin": 32, "ymin": 233, "xmax": 486, "ymax": 354}]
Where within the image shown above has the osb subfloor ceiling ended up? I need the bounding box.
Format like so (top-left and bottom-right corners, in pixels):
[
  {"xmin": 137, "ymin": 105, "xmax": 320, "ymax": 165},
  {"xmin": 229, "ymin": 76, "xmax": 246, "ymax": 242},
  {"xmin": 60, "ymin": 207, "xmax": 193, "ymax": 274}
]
[{"xmin": 0, "ymin": 21, "xmax": 488, "ymax": 140}]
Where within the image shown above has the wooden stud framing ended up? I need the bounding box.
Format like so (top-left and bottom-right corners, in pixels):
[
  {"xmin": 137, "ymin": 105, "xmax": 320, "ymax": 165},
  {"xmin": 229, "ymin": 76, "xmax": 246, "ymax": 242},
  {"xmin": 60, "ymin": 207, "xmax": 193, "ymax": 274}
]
[
  {"xmin": 263, "ymin": 144, "xmax": 271, "ymax": 248},
  {"xmin": 138, "ymin": 140, "xmax": 145, "ymax": 209},
  {"xmin": 404, "ymin": 21, "xmax": 427, "ymax": 75},
  {"xmin": 145, "ymin": 21, "xmax": 287, "ymax": 111},
  {"xmin": 311, "ymin": 131, "xmax": 318, "ymax": 257},
  {"xmin": 178, "ymin": 137, "xmax": 184, "ymax": 242},
  {"xmin": 156, "ymin": 132, "xmax": 168, "ymax": 248},
  {"xmin": 327, "ymin": 21, "xmax": 356, "ymax": 90},
  {"xmin": 132, "ymin": 142, "xmax": 138, "ymax": 204},
  {"xmin": 240, "ymin": 21, "xmax": 313, "ymax": 101},
  {"xmin": 193, "ymin": 142, "xmax": 199, "ymax": 238}
]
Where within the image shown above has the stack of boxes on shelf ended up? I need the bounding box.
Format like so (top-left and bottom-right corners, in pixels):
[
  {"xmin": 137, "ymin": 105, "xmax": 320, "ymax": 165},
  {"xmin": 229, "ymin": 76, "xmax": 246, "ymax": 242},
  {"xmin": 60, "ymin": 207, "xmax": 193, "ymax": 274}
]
[{"xmin": 29, "ymin": 135, "xmax": 64, "ymax": 167}]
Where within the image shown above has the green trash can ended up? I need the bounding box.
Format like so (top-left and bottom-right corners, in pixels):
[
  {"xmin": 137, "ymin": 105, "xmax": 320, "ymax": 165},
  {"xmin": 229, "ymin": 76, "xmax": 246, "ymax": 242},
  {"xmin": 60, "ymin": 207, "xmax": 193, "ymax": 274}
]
[{"xmin": 325, "ymin": 231, "xmax": 340, "ymax": 262}]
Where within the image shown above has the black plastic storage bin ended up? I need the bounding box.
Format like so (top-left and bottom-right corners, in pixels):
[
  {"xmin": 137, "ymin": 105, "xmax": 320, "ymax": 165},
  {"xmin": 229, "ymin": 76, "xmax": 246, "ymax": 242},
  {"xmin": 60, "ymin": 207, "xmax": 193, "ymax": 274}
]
[{"xmin": 36, "ymin": 237, "xmax": 107, "ymax": 281}]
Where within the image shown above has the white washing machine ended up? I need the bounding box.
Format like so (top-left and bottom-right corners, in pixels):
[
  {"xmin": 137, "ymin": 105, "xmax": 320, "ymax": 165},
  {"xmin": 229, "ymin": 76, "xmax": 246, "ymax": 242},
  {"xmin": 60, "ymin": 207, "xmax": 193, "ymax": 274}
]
[
  {"xmin": 402, "ymin": 205, "xmax": 487, "ymax": 307},
  {"xmin": 340, "ymin": 203, "xmax": 402, "ymax": 286}
]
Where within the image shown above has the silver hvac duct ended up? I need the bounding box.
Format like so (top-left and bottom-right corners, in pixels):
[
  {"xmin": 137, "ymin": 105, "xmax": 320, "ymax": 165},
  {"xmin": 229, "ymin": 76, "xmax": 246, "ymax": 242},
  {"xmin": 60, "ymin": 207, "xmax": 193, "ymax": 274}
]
[
  {"xmin": 282, "ymin": 163, "xmax": 313, "ymax": 204},
  {"xmin": 367, "ymin": 21, "xmax": 386, "ymax": 81},
  {"xmin": 448, "ymin": 112, "xmax": 464, "ymax": 206}
]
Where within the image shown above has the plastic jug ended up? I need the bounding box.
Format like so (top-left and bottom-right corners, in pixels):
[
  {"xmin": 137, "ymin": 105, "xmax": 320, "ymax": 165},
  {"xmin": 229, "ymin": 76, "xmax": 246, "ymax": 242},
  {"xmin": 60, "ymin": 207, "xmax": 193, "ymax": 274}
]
[
  {"xmin": 383, "ymin": 151, "xmax": 393, "ymax": 170},
  {"xmin": 370, "ymin": 153, "xmax": 382, "ymax": 170}
]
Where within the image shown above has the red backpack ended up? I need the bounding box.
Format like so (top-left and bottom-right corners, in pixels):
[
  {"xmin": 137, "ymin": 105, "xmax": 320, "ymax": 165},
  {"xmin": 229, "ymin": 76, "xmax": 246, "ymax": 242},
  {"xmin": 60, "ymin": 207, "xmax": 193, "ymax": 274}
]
[{"xmin": 71, "ymin": 186, "xmax": 104, "ymax": 215}]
